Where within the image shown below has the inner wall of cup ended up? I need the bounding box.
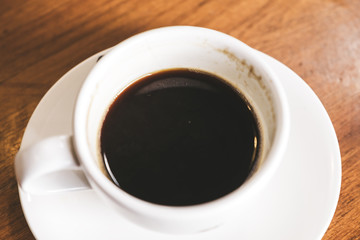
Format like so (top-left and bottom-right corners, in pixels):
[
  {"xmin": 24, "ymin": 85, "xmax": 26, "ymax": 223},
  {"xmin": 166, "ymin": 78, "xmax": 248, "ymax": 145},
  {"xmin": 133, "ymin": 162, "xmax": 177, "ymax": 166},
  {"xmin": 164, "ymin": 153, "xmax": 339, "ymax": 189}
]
[{"xmin": 86, "ymin": 37, "xmax": 276, "ymax": 178}]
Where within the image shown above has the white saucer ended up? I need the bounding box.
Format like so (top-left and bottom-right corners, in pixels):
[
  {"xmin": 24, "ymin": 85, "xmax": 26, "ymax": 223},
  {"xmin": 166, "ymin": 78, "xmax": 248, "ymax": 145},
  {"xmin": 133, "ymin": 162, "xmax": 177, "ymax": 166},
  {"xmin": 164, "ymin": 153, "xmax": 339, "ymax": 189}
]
[{"xmin": 18, "ymin": 49, "xmax": 341, "ymax": 240}]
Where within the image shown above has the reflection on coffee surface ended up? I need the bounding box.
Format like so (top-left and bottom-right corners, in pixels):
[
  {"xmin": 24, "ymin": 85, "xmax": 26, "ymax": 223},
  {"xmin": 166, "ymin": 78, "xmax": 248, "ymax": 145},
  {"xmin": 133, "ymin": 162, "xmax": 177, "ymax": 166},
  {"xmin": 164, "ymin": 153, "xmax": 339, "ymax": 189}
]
[{"xmin": 100, "ymin": 69, "xmax": 260, "ymax": 206}]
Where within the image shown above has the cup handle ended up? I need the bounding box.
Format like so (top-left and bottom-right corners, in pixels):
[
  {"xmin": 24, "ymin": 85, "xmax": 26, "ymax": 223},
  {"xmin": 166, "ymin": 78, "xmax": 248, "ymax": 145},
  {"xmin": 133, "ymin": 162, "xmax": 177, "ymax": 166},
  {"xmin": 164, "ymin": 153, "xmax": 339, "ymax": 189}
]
[{"xmin": 15, "ymin": 135, "xmax": 91, "ymax": 195}]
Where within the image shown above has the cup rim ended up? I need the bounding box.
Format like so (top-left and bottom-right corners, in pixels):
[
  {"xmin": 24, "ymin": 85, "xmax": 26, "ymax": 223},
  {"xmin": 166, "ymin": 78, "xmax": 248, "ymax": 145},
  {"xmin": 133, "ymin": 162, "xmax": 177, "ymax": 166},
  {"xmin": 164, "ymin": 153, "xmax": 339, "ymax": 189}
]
[{"xmin": 73, "ymin": 26, "xmax": 290, "ymax": 222}]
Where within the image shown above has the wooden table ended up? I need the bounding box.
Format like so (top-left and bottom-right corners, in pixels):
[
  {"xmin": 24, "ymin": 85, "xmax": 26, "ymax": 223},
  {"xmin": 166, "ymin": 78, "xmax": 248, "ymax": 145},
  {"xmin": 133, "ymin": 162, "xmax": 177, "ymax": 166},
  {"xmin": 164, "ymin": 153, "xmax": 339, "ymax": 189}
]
[{"xmin": 1, "ymin": 0, "xmax": 359, "ymax": 239}]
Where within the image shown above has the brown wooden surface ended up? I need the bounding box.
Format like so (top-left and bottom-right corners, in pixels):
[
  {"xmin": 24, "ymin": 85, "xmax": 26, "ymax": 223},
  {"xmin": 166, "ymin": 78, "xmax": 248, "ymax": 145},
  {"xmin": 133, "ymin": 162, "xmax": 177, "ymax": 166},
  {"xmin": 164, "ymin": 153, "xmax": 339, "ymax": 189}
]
[{"xmin": 1, "ymin": 0, "xmax": 359, "ymax": 239}]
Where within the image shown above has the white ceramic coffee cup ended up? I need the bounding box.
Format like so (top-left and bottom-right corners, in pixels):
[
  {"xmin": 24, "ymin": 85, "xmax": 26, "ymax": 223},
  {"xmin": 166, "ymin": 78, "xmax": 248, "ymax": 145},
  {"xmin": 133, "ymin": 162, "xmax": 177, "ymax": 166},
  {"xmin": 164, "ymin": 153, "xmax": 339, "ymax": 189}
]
[{"xmin": 15, "ymin": 26, "xmax": 289, "ymax": 234}]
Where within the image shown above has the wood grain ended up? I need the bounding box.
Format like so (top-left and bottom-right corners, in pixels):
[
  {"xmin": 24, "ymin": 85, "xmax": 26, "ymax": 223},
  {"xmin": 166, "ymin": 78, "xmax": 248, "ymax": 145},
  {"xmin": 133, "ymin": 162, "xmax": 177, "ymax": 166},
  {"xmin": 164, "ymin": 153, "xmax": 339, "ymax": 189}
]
[{"xmin": 1, "ymin": 0, "xmax": 359, "ymax": 239}]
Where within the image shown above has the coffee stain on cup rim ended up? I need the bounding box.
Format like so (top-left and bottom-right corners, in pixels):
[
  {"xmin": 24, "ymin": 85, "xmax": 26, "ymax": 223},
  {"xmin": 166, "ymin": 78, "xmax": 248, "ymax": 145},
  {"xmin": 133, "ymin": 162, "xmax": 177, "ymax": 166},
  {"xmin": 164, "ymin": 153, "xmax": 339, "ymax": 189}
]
[{"xmin": 216, "ymin": 48, "xmax": 275, "ymax": 124}]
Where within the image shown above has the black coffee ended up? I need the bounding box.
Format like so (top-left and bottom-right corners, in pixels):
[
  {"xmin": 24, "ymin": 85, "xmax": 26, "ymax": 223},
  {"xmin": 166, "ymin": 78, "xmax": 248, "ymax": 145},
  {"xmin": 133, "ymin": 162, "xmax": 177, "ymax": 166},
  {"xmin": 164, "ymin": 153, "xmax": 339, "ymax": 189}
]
[{"xmin": 100, "ymin": 69, "xmax": 260, "ymax": 206}]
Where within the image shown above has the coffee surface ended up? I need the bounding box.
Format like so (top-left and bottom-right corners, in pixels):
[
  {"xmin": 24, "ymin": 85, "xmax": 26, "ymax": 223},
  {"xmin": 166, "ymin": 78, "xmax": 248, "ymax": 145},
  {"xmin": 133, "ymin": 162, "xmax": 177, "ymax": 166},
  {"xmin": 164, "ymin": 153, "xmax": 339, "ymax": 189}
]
[{"xmin": 100, "ymin": 69, "xmax": 260, "ymax": 206}]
